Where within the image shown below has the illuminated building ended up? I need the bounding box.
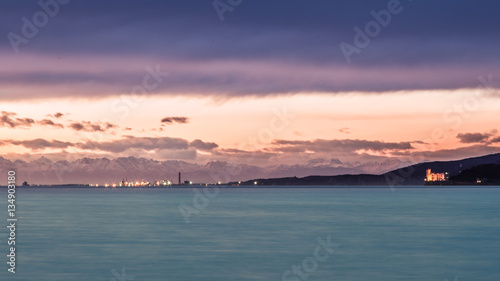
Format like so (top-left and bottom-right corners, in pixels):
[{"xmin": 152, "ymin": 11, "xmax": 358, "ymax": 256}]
[{"xmin": 426, "ymin": 169, "xmax": 446, "ymax": 182}]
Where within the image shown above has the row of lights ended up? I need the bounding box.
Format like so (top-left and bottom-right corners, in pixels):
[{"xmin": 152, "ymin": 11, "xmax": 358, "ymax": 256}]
[{"xmin": 90, "ymin": 180, "xmax": 174, "ymax": 188}]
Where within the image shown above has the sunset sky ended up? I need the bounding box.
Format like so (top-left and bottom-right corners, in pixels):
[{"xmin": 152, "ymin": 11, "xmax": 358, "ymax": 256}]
[{"xmin": 1, "ymin": 0, "xmax": 500, "ymax": 167}]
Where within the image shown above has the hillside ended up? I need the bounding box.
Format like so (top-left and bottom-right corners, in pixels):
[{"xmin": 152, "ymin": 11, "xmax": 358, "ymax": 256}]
[{"xmin": 449, "ymin": 164, "xmax": 500, "ymax": 184}]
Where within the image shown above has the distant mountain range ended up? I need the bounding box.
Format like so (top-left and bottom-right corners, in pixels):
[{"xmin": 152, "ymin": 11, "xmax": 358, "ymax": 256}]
[
  {"xmin": 0, "ymin": 156, "xmax": 406, "ymax": 185},
  {"xmin": 236, "ymin": 153, "xmax": 500, "ymax": 186},
  {"xmin": 1, "ymin": 153, "xmax": 499, "ymax": 185}
]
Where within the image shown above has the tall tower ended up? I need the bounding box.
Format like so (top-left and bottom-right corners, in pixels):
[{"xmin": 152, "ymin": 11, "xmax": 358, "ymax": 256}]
[{"xmin": 178, "ymin": 172, "xmax": 181, "ymax": 185}]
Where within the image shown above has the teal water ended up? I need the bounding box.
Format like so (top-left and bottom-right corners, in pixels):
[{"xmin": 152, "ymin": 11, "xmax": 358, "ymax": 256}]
[{"xmin": 1, "ymin": 187, "xmax": 500, "ymax": 281}]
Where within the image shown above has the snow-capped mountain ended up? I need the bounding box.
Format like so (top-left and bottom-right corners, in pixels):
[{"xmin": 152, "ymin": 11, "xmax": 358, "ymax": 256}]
[{"xmin": 0, "ymin": 156, "xmax": 409, "ymax": 185}]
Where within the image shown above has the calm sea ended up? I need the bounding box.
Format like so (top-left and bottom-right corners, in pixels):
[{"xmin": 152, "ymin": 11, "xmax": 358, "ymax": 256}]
[{"xmin": 1, "ymin": 187, "xmax": 499, "ymax": 281}]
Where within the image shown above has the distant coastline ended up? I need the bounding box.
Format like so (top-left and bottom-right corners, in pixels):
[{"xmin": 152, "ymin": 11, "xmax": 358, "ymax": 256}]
[
  {"xmin": 4, "ymin": 153, "xmax": 499, "ymax": 188},
  {"xmin": 1, "ymin": 185, "xmax": 500, "ymax": 189}
]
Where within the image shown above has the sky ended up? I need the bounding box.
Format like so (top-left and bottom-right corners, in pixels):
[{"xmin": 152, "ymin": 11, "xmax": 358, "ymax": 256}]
[{"xmin": 1, "ymin": 0, "xmax": 500, "ymax": 168}]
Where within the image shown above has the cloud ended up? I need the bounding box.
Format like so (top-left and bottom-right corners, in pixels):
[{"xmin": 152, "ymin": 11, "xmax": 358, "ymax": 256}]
[
  {"xmin": 2, "ymin": 0, "xmax": 500, "ymax": 65},
  {"xmin": 161, "ymin": 117, "xmax": 189, "ymax": 125},
  {"xmin": 77, "ymin": 136, "xmax": 190, "ymax": 153},
  {"xmin": 37, "ymin": 119, "xmax": 64, "ymax": 128},
  {"xmin": 457, "ymin": 130, "xmax": 498, "ymax": 144},
  {"xmin": 69, "ymin": 122, "xmax": 85, "ymax": 131},
  {"xmin": 393, "ymin": 144, "xmax": 500, "ymax": 162},
  {"xmin": 271, "ymin": 139, "xmax": 414, "ymax": 154},
  {"xmin": 207, "ymin": 148, "xmax": 278, "ymax": 164},
  {"xmin": 189, "ymin": 139, "xmax": 218, "ymax": 151},
  {"xmin": 68, "ymin": 121, "xmax": 119, "ymax": 132},
  {"xmin": 54, "ymin": 112, "xmax": 64, "ymax": 118},
  {"xmin": 2, "ymin": 60, "xmax": 499, "ymax": 101},
  {"xmin": 1, "ymin": 1, "xmax": 500, "ymax": 100},
  {"xmin": 1, "ymin": 135, "xmax": 220, "ymax": 161},
  {"xmin": 47, "ymin": 112, "xmax": 65, "ymax": 118},
  {"xmin": 457, "ymin": 133, "xmax": 492, "ymax": 143},
  {"xmin": 0, "ymin": 139, "xmax": 73, "ymax": 151},
  {"xmin": 490, "ymin": 137, "xmax": 500, "ymax": 143},
  {"xmin": 1, "ymin": 112, "xmax": 63, "ymax": 129},
  {"xmin": 0, "ymin": 112, "xmax": 62, "ymax": 129},
  {"xmin": 195, "ymin": 138, "xmax": 418, "ymax": 165},
  {"xmin": 339, "ymin": 127, "xmax": 350, "ymax": 134},
  {"xmin": 155, "ymin": 148, "xmax": 197, "ymax": 160},
  {"xmin": 0, "ymin": 111, "xmax": 35, "ymax": 128}
]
